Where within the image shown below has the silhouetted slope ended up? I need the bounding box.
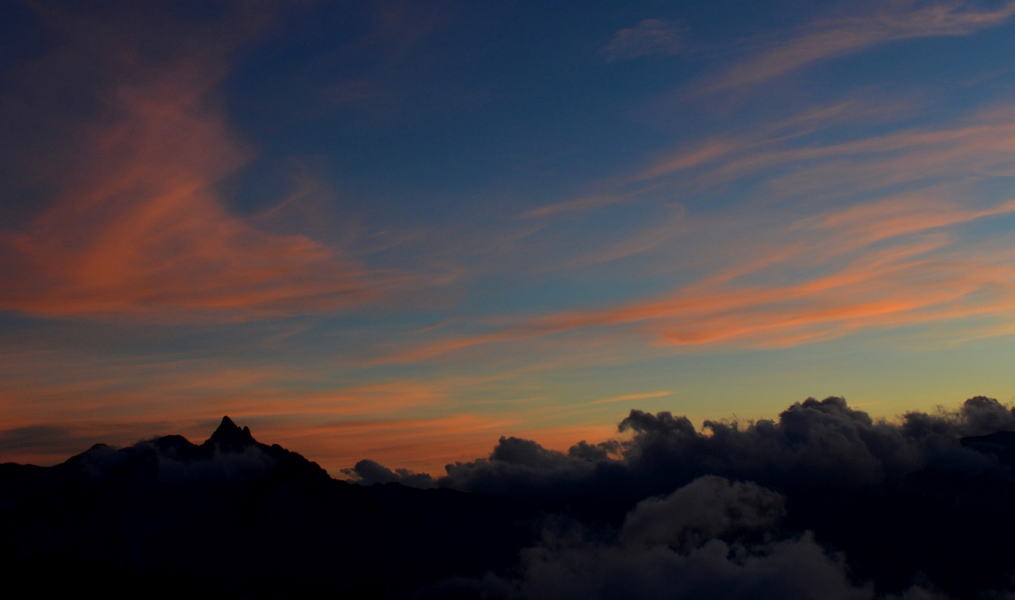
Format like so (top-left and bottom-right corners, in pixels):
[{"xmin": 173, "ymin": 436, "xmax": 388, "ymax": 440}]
[
  {"xmin": 4, "ymin": 399, "xmax": 1015, "ymax": 599},
  {"xmin": 0, "ymin": 417, "xmax": 539, "ymax": 599}
]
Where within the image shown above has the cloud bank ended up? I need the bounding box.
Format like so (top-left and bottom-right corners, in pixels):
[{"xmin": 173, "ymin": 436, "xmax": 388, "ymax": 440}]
[
  {"xmin": 5, "ymin": 396, "xmax": 1015, "ymax": 598},
  {"xmin": 356, "ymin": 395, "xmax": 1015, "ymax": 598}
]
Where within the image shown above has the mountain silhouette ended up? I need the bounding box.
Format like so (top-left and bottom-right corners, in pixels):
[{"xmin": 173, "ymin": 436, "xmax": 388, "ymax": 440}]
[
  {"xmin": 207, "ymin": 415, "xmax": 255, "ymax": 444},
  {"xmin": 4, "ymin": 408, "xmax": 1015, "ymax": 599},
  {"xmin": 0, "ymin": 418, "xmax": 537, "ymax": 599}
]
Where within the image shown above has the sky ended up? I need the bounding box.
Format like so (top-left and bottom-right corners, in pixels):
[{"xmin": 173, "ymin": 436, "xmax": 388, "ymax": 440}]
[{"xmin": 1, "ymin": 0, "xmax": 1015, "ymax": 475}]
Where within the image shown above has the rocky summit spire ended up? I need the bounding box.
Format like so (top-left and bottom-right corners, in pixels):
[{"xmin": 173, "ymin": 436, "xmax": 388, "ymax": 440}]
[{"xmin": 206, "ymin": 416, "xmax": 256, "ymax": 449}]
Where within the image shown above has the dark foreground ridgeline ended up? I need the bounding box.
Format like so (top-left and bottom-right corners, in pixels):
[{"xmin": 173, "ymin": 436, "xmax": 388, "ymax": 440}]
[
  {"xmin": 0, "ymin": 417, "xmax": 539, "ymax": 599},
  {"xmin": 3, "ymin": 399, "xmax": 1015, "ymax": 599}
]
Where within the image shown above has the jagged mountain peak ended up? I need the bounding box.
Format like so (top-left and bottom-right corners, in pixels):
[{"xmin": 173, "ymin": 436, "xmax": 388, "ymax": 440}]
[{"xmin": 206, "ymin": 416, "xmax": 256, "ymax": 448}]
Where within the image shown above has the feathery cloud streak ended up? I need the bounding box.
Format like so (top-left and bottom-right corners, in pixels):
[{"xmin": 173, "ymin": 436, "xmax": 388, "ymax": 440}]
[
  {"xmin": 0, "ymin": 4, "xmax": 386, "ymax": 320},
  {"xmin": 378, "ymin": 189, "xmax": 1015, "ymax": 363},
  {"xmin": 699, "ymin": 0, "xmax": 1015, "ymax": 94},
  {"xmin": 602, "ymin": 19, "xmax": 685, "ymax": 62}
]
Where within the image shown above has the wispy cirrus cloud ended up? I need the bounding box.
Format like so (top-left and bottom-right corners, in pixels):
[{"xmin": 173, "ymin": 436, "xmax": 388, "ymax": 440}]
[
  {"xmin": 0, "ymin": 4, "xmax": 393, "ymax": 321},
  {"xmin": 521, "ymin": 96, "xmax": 920, "ymax": 220},
  {"xmin": 636, "ymin": 103, "xmax": 1015, "ymax": 188},
  {"xmin": 590, "ymin": 390, "xmax": 673, "ymax": 405},
  {"xmin": 602, "ymin": 18, "xmax": 686, "ymax": 62},
  {"xmin": 699, "ymin": 0, "xmax": 1015, "ymax": 94},
  {"xmin": 374, "ymin": 190, "xmax": 1015, "ymax": 364},
  {"xmin": 519, "ymin": 192, "xmax": 635, "ymax": 220},
  {"xmin": 368, "ymin": 91, "xmax": 1015, "ymax": 371},
  {"xmin": 506, "ymin": 98, "xmax": 1015, "ymax": 303},
  {"xmin": 0, "ymin": 347, "xmax": 469, "ymax": 471}
]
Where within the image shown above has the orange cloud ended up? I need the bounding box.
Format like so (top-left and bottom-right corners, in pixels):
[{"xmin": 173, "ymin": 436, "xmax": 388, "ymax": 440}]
[
  {"xmin": 640, "ymin": 111, "xmax": 1015, "ymax": 195},
  {"xmin": 373, "ymin": 192, "xmax": 1015, "ymax": 364},
  {"xmin": 793, "ymin": 193, "xmax": 1015, "ymax": 250},
  {"xmin": 0, "ymin": 358, "xmax": 453, "ymax": 427},
  {"xmin": 0, "ymin": 355, "xmax": 472, "ymax": 472},
  {"xmin": 0, "ymin": 7, "xmax": 384, "ymax": 321},
  {"xmin": 590, "ymin": 390, "xmax": 673, "ymax": 405},
  {"xmin": 635, "ymin": 138, "xmax": 744, "ymax": 182},
  {"xmin": 519, "ymin": 192, "xmax": 637, "ymax": 220}
]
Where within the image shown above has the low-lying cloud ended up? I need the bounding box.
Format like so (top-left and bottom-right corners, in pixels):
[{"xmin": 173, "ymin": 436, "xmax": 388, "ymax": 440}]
[
  {"xmin": 5, "ymin": 395, "xmax": 1015, "ymax": 598},
  {"xmin": 356, "ymin": 395, "xmax": 1015, "ymax": 598}
]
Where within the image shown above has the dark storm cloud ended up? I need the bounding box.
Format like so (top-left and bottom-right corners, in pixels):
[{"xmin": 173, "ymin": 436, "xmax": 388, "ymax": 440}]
[
  {"xmin": 618, "ymin": 476, "xmax": 784, "ymax": 550},
  {"xmin": 420, "ymin": 476, "xmax": 948, "ymax": 600},
  {"xmin": 438, "ymin": 396, "xmax": 1014, "ymax": 497},
  {"xmin": 385, "ymin": 396, "xmax": 1015, "ymax": 598},
  {"xmin": 460, "ymin": 482, "xmax": 876, "ymax": 600},
  {"xmin": 342, "ymin": 458, "xmax": 436, "ymax": 488},
  {"xmin": 5, "ymin": 398, "xmax": 1015, "ymax": 598}
]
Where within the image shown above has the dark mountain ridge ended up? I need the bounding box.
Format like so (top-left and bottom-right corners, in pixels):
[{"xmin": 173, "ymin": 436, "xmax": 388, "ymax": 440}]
[
  {"xmin": 0, "ymin": 417, "xmax": 539, "ymax": 599},
  {"xmin": 4, "ymin": 400, "xmax": 1015, "ymax": 599}
]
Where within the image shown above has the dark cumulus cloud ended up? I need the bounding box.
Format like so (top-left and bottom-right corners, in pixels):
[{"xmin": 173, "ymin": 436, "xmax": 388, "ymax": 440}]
[
  {"xmin": 425, "ymin": 476, "xmax": 881, "ymax": 599},
  {"xmin": 343, "ymin": 458, "xmax": 437, "ymax": 488},
  {"xmin": 4, "ymin": 398, "xmax": 1015, "ymax": 599},
  {"xmin": 368, "ymin": 396, "xmax": 1015, "ymax": 599}
]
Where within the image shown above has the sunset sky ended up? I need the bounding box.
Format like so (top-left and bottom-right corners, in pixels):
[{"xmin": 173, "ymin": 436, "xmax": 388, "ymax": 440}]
[{"xmin": 2, "ymin": 0, "xmax": 1015, "ymax": 474}]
